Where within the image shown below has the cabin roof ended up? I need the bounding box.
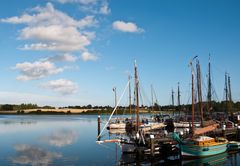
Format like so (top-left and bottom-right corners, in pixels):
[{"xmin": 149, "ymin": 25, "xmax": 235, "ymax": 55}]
[{"xmin": 194, "ymin": 136, "xmax": 214, "ymax": 142}]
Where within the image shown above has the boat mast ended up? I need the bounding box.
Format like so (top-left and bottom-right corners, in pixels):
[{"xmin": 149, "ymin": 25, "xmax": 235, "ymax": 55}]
[
  {"xmin": 113, "ymin": 87, "xmax": 117, "ymax": 114},
  {"xmin": 228, "ymin": 75, "xmax": 232, "ymax": 102},
  {"xmin": 228, "ymin": 74, "xmax": 232, "ymax": 114},
  {"xmin": 224, "ymin": 72, "xmax": 229, "ymax": 115},
  {"xmin": 177, "ymin": 82, "xmax": 181, "ymax": 115},
  {"xmin": 172, "ymin": 89, "xmax": 175, "ymax": 116},
  {"xmin": 128, "ymin": 75, "xmax": 132, "ymax": 118},
  {"xmin": 151, "ymin": 84, "xmax": 154, "ymax": 113},
  {"xmin": 190, "ymin": 56, "xmax": 197, "ymax": 135},
  {"xmin": 196, "ymin": 59, "xmax": 204, "ymax": 127},
  {"xmin": 207, "ymin": 55, "xmax": 212, "ymax": 115},
  {"xmin": 134, "ymin": 61, "xmax": 140, "ymax": 131}
]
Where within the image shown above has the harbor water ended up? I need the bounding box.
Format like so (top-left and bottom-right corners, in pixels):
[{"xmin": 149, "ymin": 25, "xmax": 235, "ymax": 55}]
[{"xmin": 0, "ymin": 115, "xmax": 240, "ymax": 166}]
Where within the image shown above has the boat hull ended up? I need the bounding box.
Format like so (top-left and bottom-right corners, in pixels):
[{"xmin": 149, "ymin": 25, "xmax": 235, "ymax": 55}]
[
  {"xmin": 108, "ymin": 123, "xmax": 126, "ymax": 129},
  {"xmin": 174, "ymin": 122, "xmax": 201, "ymax": 128},
  {"xmin": 181, "ymin": 143, "xmax": 228, "ymax": 158}
]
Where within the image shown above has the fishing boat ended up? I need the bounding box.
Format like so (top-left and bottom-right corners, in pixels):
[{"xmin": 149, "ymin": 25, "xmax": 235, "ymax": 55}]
[
  {"xmin": 173, "ymin": 57, "xmax": 228, "ymax": 158},
  {"xmin": 180, "ymin": 136, "xmax": 228, "ymax": 158}
]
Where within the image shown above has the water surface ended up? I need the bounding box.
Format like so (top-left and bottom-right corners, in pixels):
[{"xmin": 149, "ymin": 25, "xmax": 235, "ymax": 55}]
[{"xmin": 0, "ymin": 115, "xmax": 240, "ymax": 166}]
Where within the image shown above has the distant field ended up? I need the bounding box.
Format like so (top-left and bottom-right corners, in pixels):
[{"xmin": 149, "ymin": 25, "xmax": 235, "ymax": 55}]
[{"xmin": 0, "ymin": 108, "xmax": 93, "ymax": 114}]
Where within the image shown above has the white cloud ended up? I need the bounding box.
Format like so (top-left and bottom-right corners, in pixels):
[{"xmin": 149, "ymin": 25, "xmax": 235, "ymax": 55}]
[
  {"xmin": 12, "ymin": 144, "xmax": 62, "ymax": 166},
  {"xmin": 19, "ymin": 25, "xmax": 91, "ymax": 52},
  {"xmin": 14, "ymin": 61, "xmax": 64, "ymax": 81},
  {"xmin": 112, "ymin": 20, "xmax": 144, "ymax": 33},
  {"xmin": 1, "ymin": 3, "xmax": 97, "ymax": 52},
  {"xmin": 43, "ymin": 53, "xmax": 78, "ymax": 62},
  {"xmin": 42, "ymin": 79, "xmax": 78, "ymax": 95},
  {"xmin": 81, "ymin": 51, "xmax": 98, "ymax": 61},
  {"xmin": 56, "ymin": 0, "xmax": 110, "ymax": 15},
  {"xmin": 1, "ymin": 3, "xmax": 97, "ymax": 28},
  {"xmin": 56, "ymin": 0, "xmax": 96, "ymax": 5},
  {"xmin": 41, "ymin": 129, "xmax": 77, "ymax": 147},
  {"xmin": 99, "ymin": 2, "xmax": 110, "ymax": 15}
]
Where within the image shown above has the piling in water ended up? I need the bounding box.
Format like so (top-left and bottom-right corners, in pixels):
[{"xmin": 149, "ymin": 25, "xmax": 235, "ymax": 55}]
[{"xmin": 98, "ymin": 115, "xmax": 101, "ymax": 141}]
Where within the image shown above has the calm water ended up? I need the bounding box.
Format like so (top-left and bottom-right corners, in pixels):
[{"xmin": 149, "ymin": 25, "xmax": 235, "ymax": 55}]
[{"xmin": 0, "ymin": 115, "xmax": 240, "ymax": 166}]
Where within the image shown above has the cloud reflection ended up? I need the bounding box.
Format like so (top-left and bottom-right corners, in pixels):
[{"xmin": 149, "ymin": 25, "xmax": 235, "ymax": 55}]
[
  {"xmin": 12, "ymin": 144, "xmax": 62, "ymax": 166},
  {"xmin": 42, "ymin": 129, "xmax": 78, "ymax": 147}
]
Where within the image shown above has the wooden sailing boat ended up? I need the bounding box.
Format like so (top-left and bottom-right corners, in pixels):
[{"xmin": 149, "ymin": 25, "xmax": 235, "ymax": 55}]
[{"xmin": 173, "ymin": 56, "xmax": 228, "ymax": 158}]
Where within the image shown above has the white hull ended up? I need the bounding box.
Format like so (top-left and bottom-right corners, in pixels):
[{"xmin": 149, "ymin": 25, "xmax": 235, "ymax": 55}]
[
  {"xmin": 108, "ymin": 123, "xmax": 126, "ymax": 129},
  {"xmin": 174, "ymin": 122, "xmax": 201, "ymax": 128}
]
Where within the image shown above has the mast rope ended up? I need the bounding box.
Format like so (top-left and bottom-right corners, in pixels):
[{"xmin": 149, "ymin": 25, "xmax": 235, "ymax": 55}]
[{"xmin": 97, "ymin": 80, "xmax": 130, "ymax": 139}]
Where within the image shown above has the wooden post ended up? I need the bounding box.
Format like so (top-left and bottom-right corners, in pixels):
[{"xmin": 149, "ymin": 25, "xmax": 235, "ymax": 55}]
[
  {"xmin": 150, "ymin": 135, "xmax": 155, "ymax": 157},
  {"xmin": 98, "ymin": 115, "xmax": 101, "ymax": 141}
]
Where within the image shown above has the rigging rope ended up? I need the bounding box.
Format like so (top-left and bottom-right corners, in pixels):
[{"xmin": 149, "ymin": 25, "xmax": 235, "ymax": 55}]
[{"xmin": 97, "ymin": 80, "xmax": 130, "ymax": 139}]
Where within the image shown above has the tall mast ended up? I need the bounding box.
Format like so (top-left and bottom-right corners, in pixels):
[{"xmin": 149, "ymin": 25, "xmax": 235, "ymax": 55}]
[
  {"xmin": 177, "ymin": 82, "xmax": 181, "ymax": 115},
  {"xmin": 225, "ymin": 72, "xmax": 228, "ymax": 115},
  {"xmin": 228, "ymin": 75, "xmax": 232, "ymax": 114},
  {"xmin": 134, "ymin": 61, "xmax": 140, "ymax": 131},
  {"xmin": 196, "ymin": 59, "xmax": 204, "ymax": 127},
  {"xmin": 113, "ymin": 87, "xmax": 117, "ymax": 114},
  {"xmin": 190, "ymin": 56, "xmax": 197, "ymax": 135},
  {"xmin": 207, "ymin": 55, "xmax": 212, "ymax": 113},
  {"xmin": 151, "ymin": 84, "xmax": 154, "ymax": 113},
  {"xmin": 172, "ymin": 89, "xmax": 175, "ymax": 116},
  {"xmin": 228, "ymin": 75, "xmax": 232, "ymax": 102},
  {"xmin": 128, "ymin": 75, "xmax": 132, "ymax": 118}
]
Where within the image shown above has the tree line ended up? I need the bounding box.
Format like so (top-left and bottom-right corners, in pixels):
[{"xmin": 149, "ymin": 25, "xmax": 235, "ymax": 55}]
[{"xmin": 1, "ymin": 101, "xmax": 240, "ymax": 113}]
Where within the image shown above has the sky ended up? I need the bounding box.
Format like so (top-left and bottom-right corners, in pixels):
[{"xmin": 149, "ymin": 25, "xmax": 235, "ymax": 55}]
[{"xmin": 0, "ymin": 0, "xmax": 240, "ymax": 107}]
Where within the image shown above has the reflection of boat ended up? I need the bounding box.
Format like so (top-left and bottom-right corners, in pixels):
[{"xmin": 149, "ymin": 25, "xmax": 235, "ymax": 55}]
[
  {"xmin": 228, "ymin": 141, "xmax": 240, "ymax": 151},
  {"xmin": 109, "ymin": 128, "xmax": 126, "ymax": 134},
  {"xmin": 118, "ymin": 153, "xmax": 136, "ymax": 165},
  {"xmin": 182, "ymin": 151, "xmax": 228, "ymax": 166},
  {"xmin": 120, "ymin": 141, "xmax": 136, "ymax": 153}
]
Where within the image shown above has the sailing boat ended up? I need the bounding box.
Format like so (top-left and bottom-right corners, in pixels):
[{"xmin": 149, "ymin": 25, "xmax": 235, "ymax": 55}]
[
  {"xmin": 108, "ymin": 76, "xmax": 132, "ymax": 130},
  {"xmin": 173, "ymin": 56, "xmax": 228, "ymax": 158},
  {"xmin": 98, "ymin": 61, "xmax": 165, "ymax": 153}
]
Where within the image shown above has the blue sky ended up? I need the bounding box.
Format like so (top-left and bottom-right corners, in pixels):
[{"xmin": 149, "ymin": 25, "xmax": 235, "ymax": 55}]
[{"xmin": 0, "ymin": 0, "xmax": 240, "ymax": 107}]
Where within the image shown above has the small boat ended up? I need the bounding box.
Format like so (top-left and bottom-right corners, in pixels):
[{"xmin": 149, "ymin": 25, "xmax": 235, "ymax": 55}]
[
  {"xmin": 180, "ymin": 136, "xmax": 228, "ymax": 158},
  {"xmin": 227, "ymin": 141, "xmax": 240, "ymax": 151},
  {"xmin": 108, "ymin": 122, "xmax": 126, "ymax": 129}
]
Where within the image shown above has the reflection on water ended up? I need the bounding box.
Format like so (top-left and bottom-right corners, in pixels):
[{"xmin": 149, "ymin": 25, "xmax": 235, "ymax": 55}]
[
  {"xmin": 12, "ymin": 144, "xmax": 62, "ymax": 166},
  {"xmin": 0, "ymin": 115, "xmax": 119, "ymax": 166},
  {"xmin": 1, "ymin": 115, "xmax": 240, "ymax": 166},
  {"xmin": 182, "ymin": 152, "xmax": 228, "ymax": 166},
  {"xmin": 41, "ymin": 129, "xmax": 78, "ymax": 147}
]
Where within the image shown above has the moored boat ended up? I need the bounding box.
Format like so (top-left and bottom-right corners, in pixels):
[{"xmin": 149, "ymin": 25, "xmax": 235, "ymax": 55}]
[
  {"xmin": 180, "ymin": 136, "xmax": 228, "ymax": 158},
  {"xmin": 173, "ymin": 57, "xmax": 228, "ymax": 158}
]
